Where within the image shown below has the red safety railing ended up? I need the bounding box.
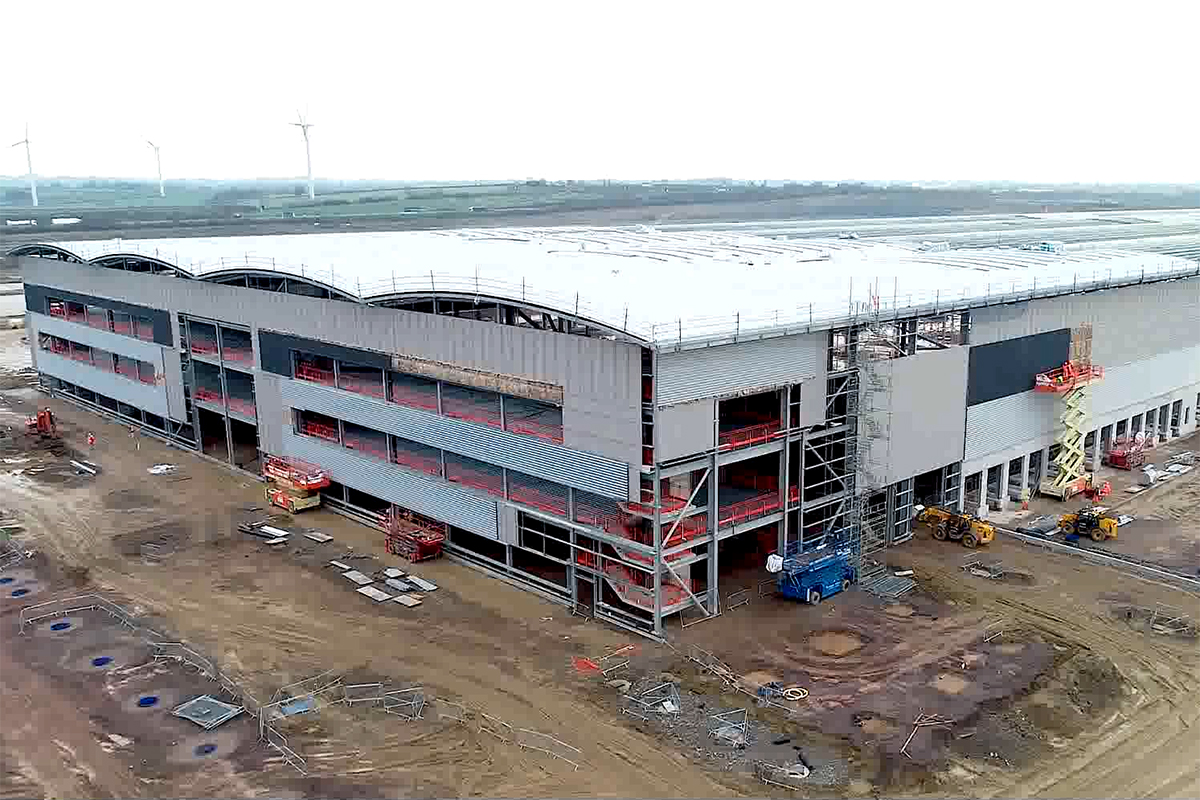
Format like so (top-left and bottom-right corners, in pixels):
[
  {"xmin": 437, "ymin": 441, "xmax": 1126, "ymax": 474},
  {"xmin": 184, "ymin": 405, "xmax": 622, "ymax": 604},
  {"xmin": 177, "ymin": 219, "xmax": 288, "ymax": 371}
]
[
  {"xmin": 86, "ymin": 313, "xmax": 109, "ymax": 331},
  {"xmin": 390, "ymin": 384, "xmax": 439, "ymax": 412},
  {"xmin": 296, "ymin": 363, "xmax": 336, "ymax": 386},
  {"xmin": 135, "ymin": 325, "xmax": 154, "ymax": 342},
  {"xmin": 624, "ymin": 493, "xmax": 689, "ymax": 516},
  {"xmin": 718, "ymin": 420, "xmax": 784, "ymax": 451},
  {"xmin": 393, "ymin": 449, "xmax": 442, "ymax": 477},
  {"xmin": 299, "ymin": 419, "xmax": 338, "ymax": 442},
  {"xmin": 116, "ymin": 360, "xmax": 138, "ymax": 379},
  {"xmin": 717, "ymin": 492, "xmax": 782, "ymax": 528},
  {"xmin": 222, "ymin": 346, "xmax": 254, "ymax": 365},
  {"xmin": 338, "ymin": 376, "xmax": 386, "ymax": 400},
  {"xmin": 442, "ymin": 401, "xmax": 503, "ymax": 429},
  {"xmin": 49, "ymin": 304, "xmax": 67, "ymax": 319},
  {"xmin": 94, "ymin": 356, "xmax": 116, "ymax": 373},
  {"xmin": 47, "ymin": 340, "xmax": 69, "ymax": 355},
  {"xmin": 642, "ymin": 446, "xmax": 654, "ymax": 466},
  {"xmin": 448, "ymin": 473, "xmax": 505, "ymax": 497},
  {"xmin": 1034, "ymin": 362, "xmax": 1105, "ymax": 393},
  {"xmin": 227, "ymin": 397, "xmax": 257, "ymax": 418},
  {"xmin": 509, "ymin": 484, "xmax": 568, "ymax": 516},
  {"xmin": 137, "ymin": 371, "xmax": 156, "ymax": 386},
  {"xmin": 66, "ymin": 309, "xmax": 87, "ymax": 324},
  {"xmin": 788, "ymin": 485, "xmax": 799, "ymax": 505},
  {"xmin": 343, "ymin": 433, "xmax": 388, "ymax": 461},
  {"xmin": 506, "ymin": 418, "xmax": 565, "ymax": 444},
  {"xmin": 67, "ymin": 345, "xmax": 92, "ymax": 363},
  {"xmin": 194, "ymin": 387, "xmax": 223, "ymax": 403},
  {"xmin": 190, "ymin": 339, "xmax": 219, "ymax": 356},
  {"xmin": 112, "ymin": 319, "xmax": 132, "ymax": 336}
]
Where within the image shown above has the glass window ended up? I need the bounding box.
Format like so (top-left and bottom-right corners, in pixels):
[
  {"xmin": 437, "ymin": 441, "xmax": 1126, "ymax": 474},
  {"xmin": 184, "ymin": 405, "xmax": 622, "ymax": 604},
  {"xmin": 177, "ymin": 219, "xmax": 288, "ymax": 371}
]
[
  {"xmin": 112, "ymin": 311, "xmax": 133, "ymax": 336},
  {"xmin": 86, "ymin": 305, "xmax": 109, "ymax": 330}
]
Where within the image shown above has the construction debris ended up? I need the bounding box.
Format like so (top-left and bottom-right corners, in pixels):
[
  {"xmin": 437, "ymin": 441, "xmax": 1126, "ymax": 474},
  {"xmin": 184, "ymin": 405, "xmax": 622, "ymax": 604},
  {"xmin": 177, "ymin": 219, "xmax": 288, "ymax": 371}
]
[
  {"xmin": 393, "ymin": 594, "xmax": 422, "ymax": 607},
  {"xmin": 341, "ymin": 570, "xmax": 374, "ymax": 586},
  {"xmin": 900, "ymin": 712, "xmax": 954, "ymax": 758},
  {"xmin": 303, "ymin": 531, "xmax": 333, "ymax": 543},
  {"xmin": 172, "ymin": 695, "xmax": 244, "ymax": 729},
  {"xmin": 147, "ymin": 464, "xmax": 178, "ymax": 475},
  {"xmin": 356, "ymin": 585, "xmax": 393, "ymax": 602}
]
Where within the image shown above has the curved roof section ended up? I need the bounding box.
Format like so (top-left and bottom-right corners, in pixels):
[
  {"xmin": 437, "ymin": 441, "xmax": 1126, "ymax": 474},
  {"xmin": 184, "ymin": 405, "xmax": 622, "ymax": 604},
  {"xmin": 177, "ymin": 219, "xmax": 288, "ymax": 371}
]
[{"xmin": 9, "ymin": 227, "xmax": 1198, "ymax": 347}]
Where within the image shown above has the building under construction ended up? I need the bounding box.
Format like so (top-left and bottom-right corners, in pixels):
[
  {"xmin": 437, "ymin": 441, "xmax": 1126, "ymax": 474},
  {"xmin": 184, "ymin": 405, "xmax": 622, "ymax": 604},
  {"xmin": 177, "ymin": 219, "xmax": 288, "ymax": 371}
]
[{"xmin": 8, "ymin": 228, "xmax": 1200, "ymax": 637}]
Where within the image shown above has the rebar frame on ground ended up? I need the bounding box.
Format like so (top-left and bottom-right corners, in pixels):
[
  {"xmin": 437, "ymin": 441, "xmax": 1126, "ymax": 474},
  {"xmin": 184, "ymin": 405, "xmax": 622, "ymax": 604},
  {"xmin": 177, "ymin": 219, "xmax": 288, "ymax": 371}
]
[{"xmin": 753, "ymin": 760, "xmax": 809, "ymax": 789}]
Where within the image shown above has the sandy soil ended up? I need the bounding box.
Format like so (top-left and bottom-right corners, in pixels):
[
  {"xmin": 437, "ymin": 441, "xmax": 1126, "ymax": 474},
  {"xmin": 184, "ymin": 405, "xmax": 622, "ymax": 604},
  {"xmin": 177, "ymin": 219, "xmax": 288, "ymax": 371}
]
[{"xmin": 2, "ymin": 321, "xmax": 1199, "ymax": 797}]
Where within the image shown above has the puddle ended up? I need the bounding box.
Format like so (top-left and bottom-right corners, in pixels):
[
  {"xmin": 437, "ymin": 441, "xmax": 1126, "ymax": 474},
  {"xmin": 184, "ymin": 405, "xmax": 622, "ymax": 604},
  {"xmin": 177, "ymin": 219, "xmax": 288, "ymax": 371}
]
[
  {"xmin": 933, "ymin": 672, "xmax": 970, "ymax": 694},
  {"xmin": 809, "ymin": 630, "xmax": 865, "ymax": 657}
]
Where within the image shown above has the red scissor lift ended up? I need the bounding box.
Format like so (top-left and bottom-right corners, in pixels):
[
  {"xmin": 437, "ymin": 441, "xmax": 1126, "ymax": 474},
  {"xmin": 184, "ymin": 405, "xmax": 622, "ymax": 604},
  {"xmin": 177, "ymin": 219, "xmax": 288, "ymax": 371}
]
[
  {"xmin": 262, "ymin": 456, "xmax": 330, "ymax": 513},
  {"xmin": 384, "ymin": 507, "xmax": 446, "ymax": 563}
]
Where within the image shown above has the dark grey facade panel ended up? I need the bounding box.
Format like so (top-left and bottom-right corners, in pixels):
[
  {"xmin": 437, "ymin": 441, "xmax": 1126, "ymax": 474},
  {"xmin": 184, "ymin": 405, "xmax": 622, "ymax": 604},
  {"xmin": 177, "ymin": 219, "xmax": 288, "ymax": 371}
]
[
  {"xmin": 24, "ymin": 283, "xmax": 173, "ymax": 346},
  {"xmin": 281, "ymin": 428, "xmax": 499, "ymax": 538},
  {"xmin": 281, "ymin": 378, "xmax": 630, "ymax": 500},
  {"xmin": 258, "ymin": 329, "xmax": 389, "ymax": 377},
  {"xmin": 966, "ymin": 329, "xmax": 1070, "ymax": 406}
]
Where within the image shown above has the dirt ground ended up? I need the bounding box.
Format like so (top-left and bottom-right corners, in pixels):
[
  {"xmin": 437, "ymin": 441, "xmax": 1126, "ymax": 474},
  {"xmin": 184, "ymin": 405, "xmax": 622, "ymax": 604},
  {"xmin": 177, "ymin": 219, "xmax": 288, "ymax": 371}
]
[
  {"xmin": 2, "ymin": 323, "xmax": 1200, "ymax": 797},
  {"xmin": 995, "ymin": 432, "xmax": 1200, "ymax": 574}
]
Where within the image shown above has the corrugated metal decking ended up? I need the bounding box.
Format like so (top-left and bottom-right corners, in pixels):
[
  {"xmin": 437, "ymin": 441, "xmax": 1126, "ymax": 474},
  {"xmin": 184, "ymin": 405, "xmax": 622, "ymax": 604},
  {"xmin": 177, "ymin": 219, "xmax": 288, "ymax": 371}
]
[
  {"xmin": 656, "ymin": 333, "xmax": 823, "ymax": 407},
  {"xmin": 281, "ymin": 378, "xmax": 629, "ymax": 500},
  {"xmin": 281, "ymin": 428, "xmax": 500, "ymax": 539}
]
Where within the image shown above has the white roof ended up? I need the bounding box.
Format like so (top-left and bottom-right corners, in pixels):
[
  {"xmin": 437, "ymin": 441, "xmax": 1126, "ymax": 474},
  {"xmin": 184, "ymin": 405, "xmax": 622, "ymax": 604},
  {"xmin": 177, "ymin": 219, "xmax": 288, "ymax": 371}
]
[{"xmin": 48, "ymin": 227, "xmax": 1200, "ymax": 347}]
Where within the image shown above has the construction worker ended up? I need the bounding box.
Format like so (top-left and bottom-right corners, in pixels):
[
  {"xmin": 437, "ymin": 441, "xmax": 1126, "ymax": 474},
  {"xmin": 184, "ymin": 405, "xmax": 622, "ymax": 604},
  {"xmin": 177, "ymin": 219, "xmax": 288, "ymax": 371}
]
[
  {"xmin": 1020, "ymin": 487, "xmax": 1029, "ymax": 511},
  {"xmin": 128, "ymin": 425, "xmax": 140, "ymax": 452},
  {"xmin": 87, "ymin": 432, "xmax": 96, "ymax": 449}
]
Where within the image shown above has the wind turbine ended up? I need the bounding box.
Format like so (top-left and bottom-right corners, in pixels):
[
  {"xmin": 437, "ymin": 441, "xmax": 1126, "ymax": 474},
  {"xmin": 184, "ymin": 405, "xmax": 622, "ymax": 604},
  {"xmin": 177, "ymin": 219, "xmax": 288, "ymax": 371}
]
[
  {"xmin": 289, "ymin": 111, "xmax": 315, "ymax": 200},
  {"xmin": 146, "ymin": 140, "xmax": 164, "ymax": 197},
  {"xmin": 10, "ymin": 124, "xmax": 38, "ymax": 207}
]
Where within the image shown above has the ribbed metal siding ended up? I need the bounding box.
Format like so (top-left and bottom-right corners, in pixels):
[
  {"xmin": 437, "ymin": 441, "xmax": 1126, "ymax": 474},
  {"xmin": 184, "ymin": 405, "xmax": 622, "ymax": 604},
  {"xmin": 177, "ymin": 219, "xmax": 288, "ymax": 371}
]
[
  {"xmin": 281, "ymin": 428, "xmax": 499, "ymax": 539},
  {"xmin": 964, "ymin": 391, "xmax": 1058, "ymax": 464},
  {"xmin": 31, "ymin": 311, "xmax": 163, "ymax": 364},
  {"xmin": 38, "ymin": 350, "xmax": 170, "ymax": 418},
  {"xmin": 281, "ymin": 378, "xmax": 629, "ymax": 499},
  {"xmin": 656, "ymin": 333, "xmax": 823, "ymax": 407}
]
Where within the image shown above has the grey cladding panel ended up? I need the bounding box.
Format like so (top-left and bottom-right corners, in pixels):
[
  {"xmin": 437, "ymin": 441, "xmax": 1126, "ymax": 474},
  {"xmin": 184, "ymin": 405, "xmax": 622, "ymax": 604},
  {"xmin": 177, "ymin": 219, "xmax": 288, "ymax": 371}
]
[
  {"xmin": 281, "ymin": 428, "xmax": 499, "ymax": 538},
  {"xmin": 281, "ymin": 378, "xmax": 629, "ymax": 499},
  {"xmin": 969, "ymin": 277, "xmax": 1200, "ymax": 367},
  {"xmin": 872, "ymin": 347, "xmax": 968, "ymax": 483},
  {"xmin": 24, "ymin": 283, "xmax": 173, "ymax": 346},
  {"xmin": 656, "ymin": 400, "xmax": 715, "ymax": 461},
  {"xmin": 657, "ymin": 333, "xmax": 823, "ymax": 407},
  {"xmin": 37, "ymin": 350, "xmax": 170, "ymax": 418},
  {"xmin": 254, "ymin": 373, "xmax": 286, "ymax": 454},
  {"xmin": 966, "ymin": 329, "xmax": 1070, "ymax": 406}
]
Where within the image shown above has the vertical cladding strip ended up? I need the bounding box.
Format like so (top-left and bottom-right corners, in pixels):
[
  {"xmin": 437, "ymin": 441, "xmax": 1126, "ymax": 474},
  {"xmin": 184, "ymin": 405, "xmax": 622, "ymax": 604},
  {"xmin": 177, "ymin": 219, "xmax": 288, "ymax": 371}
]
[
  {"xmin": 879, "ymin": 347, "xmax": 969, "ymax": 484},
  {"xmin": 254, "ymin": 372, "xmax": 285, "ymax": 455},
  {"xmin": 37, "ymin": 350, "xmax": 171, "ymax": 418},
  {"xmin": 20, "ymin": 259, "xmax": 642, "ymax": 467},
  {"xmin": 656, "ymin": 333, "xmax": 824, "ymax": 406},
  {"xmin": 282, "ymin": 428, "xmax": 499, "ymax": 538},
  {"xmin": 963, "ymin": 342, "xmax": 1200, "ymax": 465},
  {"xmin": 280, "ymin": 378, "xmax": 629, "ymax": 499},
  {"xmin": 969, "ymin": 277, "xmax": 1200, "ymax": 366}
]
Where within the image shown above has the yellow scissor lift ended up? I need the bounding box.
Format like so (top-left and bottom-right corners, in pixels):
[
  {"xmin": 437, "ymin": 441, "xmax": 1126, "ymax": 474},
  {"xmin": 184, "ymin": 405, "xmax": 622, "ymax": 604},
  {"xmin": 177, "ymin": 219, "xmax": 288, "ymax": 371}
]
[{"xmin": 1036, "ymin": 325, "xmax": 1105, "ymax": 502}]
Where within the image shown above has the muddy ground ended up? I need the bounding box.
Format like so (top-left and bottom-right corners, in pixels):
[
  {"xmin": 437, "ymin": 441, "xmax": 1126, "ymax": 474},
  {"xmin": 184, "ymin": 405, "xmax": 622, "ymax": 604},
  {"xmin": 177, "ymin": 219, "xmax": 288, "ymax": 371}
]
[{"xmin": 2, "ymin": 324, "xmax": 1200, "ymax": 798}]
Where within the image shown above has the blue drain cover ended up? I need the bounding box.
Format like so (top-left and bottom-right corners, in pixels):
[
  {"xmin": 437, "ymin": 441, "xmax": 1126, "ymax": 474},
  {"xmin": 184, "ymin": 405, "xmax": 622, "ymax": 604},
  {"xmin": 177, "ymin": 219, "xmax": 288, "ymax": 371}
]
[
  {"xmin": 11, "ymin": 588, "xmax": 29, "ymax": 597},
  {"xmin": 0, "ymin": 577, "xmax": 13, "ymax": 584},
  {"xmin": 137, "ymin": 695, "xmax": 159, "ymax": 708},
  {"xmin": 50, "ymin": 621, "xmax": 72, "ymax": 631},
  {"xmin": 92, "ymin": 656, "xmax": 113, "ymax": 667},
  {"xmin": 194, "ymin": 743, "xmax": 218, "ymax": 756}
]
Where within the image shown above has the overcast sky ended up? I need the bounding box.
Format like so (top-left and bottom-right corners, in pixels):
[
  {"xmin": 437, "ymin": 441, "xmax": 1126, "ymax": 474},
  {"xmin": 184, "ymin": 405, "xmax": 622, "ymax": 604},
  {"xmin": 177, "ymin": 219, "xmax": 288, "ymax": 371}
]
[{"xmin": 5, "ymin": 0, "xmax": 1197, "ymax": 183}]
